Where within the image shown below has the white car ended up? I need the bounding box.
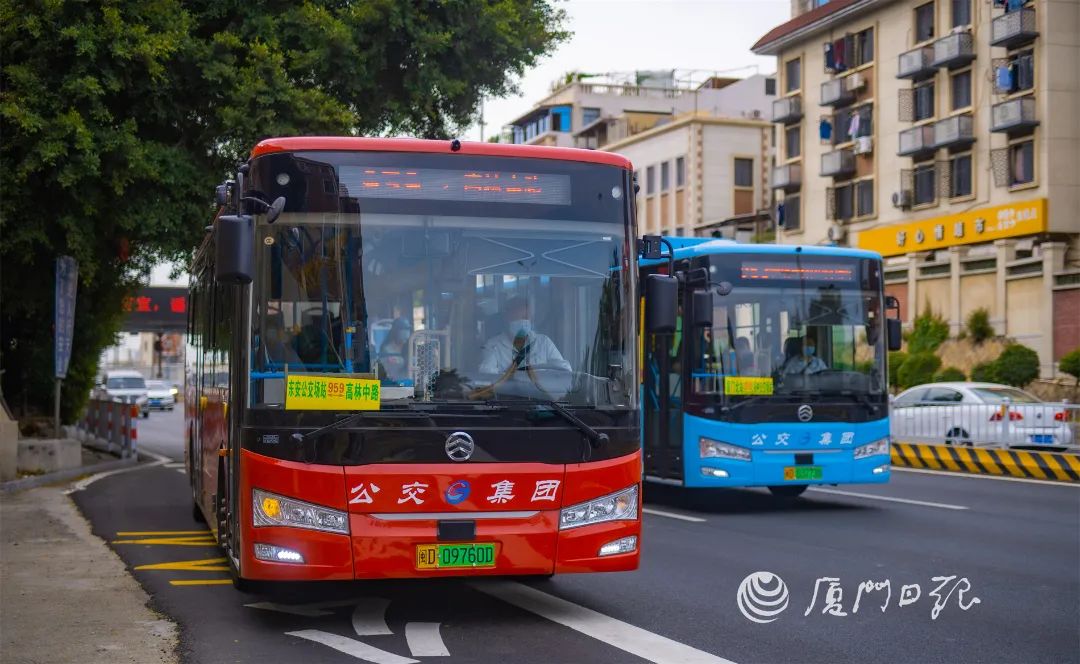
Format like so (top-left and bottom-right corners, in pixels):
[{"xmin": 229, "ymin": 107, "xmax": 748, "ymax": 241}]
[
  {"xmin": 94, "ymin": 370, "xmax": 149, "ymax": 418},
  {"xmin": 144, "ymin": 380, "xmax": 176, "ymax": 412},
  {"xmin": 890, "ymin": 382, "xmax": 1075, "ymax": 450}
]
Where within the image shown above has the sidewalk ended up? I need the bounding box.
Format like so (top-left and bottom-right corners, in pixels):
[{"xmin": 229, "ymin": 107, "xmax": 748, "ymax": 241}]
[{"xmin": 1, "ymin": 480, "xmax": 178, "ymax": 663}]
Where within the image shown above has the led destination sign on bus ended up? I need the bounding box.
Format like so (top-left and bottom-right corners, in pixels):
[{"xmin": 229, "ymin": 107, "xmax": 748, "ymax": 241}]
[
  {"xmin": 338, "ymin": 165, "xmax": 571, "ymax": 205},
  {"xmin": 740, "ymin": 261, "xmax": 855, "ymax": 282}
]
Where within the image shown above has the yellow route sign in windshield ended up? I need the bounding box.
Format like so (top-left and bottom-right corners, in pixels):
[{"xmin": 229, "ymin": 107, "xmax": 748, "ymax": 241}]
[
  {"xmin": 285, "ymin": 375, "xmax": 382, "ymax": 410},
  {"xmin": 723, "ymin": 376, "xmax": 774, "ymax": 396}
]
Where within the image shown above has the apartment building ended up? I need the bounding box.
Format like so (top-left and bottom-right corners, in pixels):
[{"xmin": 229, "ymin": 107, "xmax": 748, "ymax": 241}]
[
  {"xmin": 505, "ymin": 71, "xmax": 776, "ymax": 237},
  {"xmin": 754, "ymin": 0, "xmax": 1080, "ymax": 375}
]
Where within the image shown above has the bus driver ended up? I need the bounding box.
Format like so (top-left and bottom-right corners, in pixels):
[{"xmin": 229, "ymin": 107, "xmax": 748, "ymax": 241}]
[{"xmin": 479, "ymin": 297, "xmax": 571, "ymax": 375}]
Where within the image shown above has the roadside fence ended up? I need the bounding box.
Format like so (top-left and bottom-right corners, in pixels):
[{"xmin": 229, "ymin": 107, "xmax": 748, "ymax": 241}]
[
  {"xmin": 76, "ymin": 398, "xmax": 138, "ymax": 459},
  {"xmin": 890, "ymin": 398, "xmax": 1079, "ymax": 451}
]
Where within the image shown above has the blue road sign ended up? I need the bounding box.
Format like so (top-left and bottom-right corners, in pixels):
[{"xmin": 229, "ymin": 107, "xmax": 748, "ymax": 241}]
[{"xmin": 55, "ymin": 256, "xmax": 78, "ymax": 378}]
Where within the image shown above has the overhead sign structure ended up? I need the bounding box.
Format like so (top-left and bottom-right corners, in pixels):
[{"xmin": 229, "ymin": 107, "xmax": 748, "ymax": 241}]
[
  {"xmin": 55, "ymin": 256, "xmax": 78, "ymax": 378},
  {"xmin": 121, "ymin": 287, "xmax": 188, "ymax": 332}
]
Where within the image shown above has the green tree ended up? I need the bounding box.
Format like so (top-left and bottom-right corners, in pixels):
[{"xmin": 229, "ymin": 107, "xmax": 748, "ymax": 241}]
[
  {"xmin": 905, "ymin": 305, "xmax": 950, "ymax": 354},
  {"xmin": 896, "ymin": 352, "xmax": 941, "ymax": 390},
  {"xmin": 1, "ymin": 0, "xmax": 567, "ymax": 421},
  {"xmin": 971, "ymin": 361, "xmax": 998, "ymax": 383},
  {"xmin": 966, "ymin": 307, "xmax": 994, "ymax": 345},
  {"xmin": 992, "ymin": 343, "xmax": 1040, "ymax": 388},
  {"xmin": 1060, "ymin": 348, "xmax": 1080, "ymax": 386},
  {"xmin": 888, "ymin": 351, "xmax": 908, "ymax": 389},
  {"xmin": 933, "ymin": 367, "xmax": 966, "ymax": 382}
]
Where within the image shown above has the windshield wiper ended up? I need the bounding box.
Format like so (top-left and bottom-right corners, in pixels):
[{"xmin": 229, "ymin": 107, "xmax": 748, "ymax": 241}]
[
  {"xmin": 535, "ymin": 401, "xmax": 608, "ymax": 460},
  {"xmin": 291, "ymin": 412, "xmax": 368, "ymax": 446}
]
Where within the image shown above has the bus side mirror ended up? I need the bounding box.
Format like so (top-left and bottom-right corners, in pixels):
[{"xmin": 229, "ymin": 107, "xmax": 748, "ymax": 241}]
[
  {"xmin": 691, "ymin": 290, "xmax": 712, "ymax": 328},
  {"xmin": 887, "ymin": 317, "xmax": 902, "ymax": 351},
  {"xmin": 215, "ymin": 214, "xmax": 254, "ymax": 284},
  {"xmin": 644, "ymin": 274, "xmax": 678, "ymax": 334}
]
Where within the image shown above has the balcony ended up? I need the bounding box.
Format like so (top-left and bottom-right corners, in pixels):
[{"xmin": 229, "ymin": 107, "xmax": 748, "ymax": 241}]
[
  {"xmin": 991, "ymin": 7, "xmax": 1038, "ymax": 49},
  {"xmin": 820, "ymin": 78, "xmax": 855, "ymax": 108},
  {"xmin": 772, "ymin": 163, "xmax": 802, "ymax": 192},
  {"xmin": 991, "ymin": 97, "xmax": 1039, "ymax": 135},
  {"xmin": 931, "ymin": 32, "xmax": 975, "ymax": 69},
  {"xmin": 932, "ymin": 114, "xmax": 975, "ymax": 149},
  {"xmin": 772, "ymin": 96, "xmax": 803, "ymax": 124},
  {"xmin": 821, "ymin": 148, "xmax": 856, "ymax": 178},
  {"xmin": 897, "ymin": 46, "xmax": 936, "ymax": 80},
  {"xmin": 898, "ymin": 125, "xmax": 935, "ymax": 156}
]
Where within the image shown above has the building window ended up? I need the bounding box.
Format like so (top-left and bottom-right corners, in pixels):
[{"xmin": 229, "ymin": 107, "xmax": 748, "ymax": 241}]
[
  {"xmin": 661, "ymin": 162, "xmax": 670, "ymax": 191},
  {"xmin": 852, "ymin": 27, "xmax": 874, "ymax": 67},
  {"xmin": 781, "ymin": 193, "xmax": 801, "ymax": 231},
  {"xmin": 674, "ymin": 227, "xmax": 685, "ymax": 237},
  {"xmin": 915, "ymin": 2, "xmax": 935, "ymax": 43},
  {"xmin": 950, "ymin": 153, "xmax": 972, "ymax": 198},
  {"xmin": 785, "ymin": 125, "xmax": 802, "ymax": 159},
  {"xmin": 914, "ymin": 162, "xmax": 937, "ymax": 206},
  {"xmin": 834, "ymin": 184, "xmax": 855, "ymax": 221},
  {"xmin": 785, "ymin": 58, "xmax": 801, "ymax": 93},
  {"xmin": 856, "ymin": 179, "xmax": 874, "ymax": 217},
  {"xmin": 834, "ymin": 104, "xmax": 873, "ymax": 144},
  {"xmin": 1009, "ymin": 140, "xmax": 1034, "ymax": 187},
  {"xmin": 914, "ymin": 80, "xmax": 935, "ymax": 121},
  {"xmin": 581, "ymin": 107, "xmax": 601, "ymax": 127},
  {"xmin": 734, "ymin": 158, "xmax": 754, "ymax": 188},
  {"xmin": 999, "ymin": 50, "xmax": 1035, "ymax": 94},
  {"xmin": 676, "ymin": 156, "xmax": 686, "ymax": 187},
  {"xmin": 951, "ymin": 0, "xmax": 970, "ymax": 27},
  {"xmin": 765, "ymin": 78, "xmax": 777, "ymax": 96},
  {"xmin": 950, "ymin": 69, "xmax": 972, "ymax": 110},
  {"xmin": 646, "ymin": 165, "xmax": 656, "ymax": 194}
]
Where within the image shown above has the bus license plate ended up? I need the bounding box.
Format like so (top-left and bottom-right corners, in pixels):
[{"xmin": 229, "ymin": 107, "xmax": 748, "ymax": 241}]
[
  {"xmin": 784, "ymin": 466, "xmax": 822, "ymax": 481},
  {"xmin": 415, "ymin": 543, "xmax": 496, "ymax": 569}
]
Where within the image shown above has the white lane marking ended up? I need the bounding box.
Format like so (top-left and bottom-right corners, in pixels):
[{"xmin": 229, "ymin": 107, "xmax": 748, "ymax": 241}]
[
  {"xmin": 894, "ymin": 466, "xmax": 1080, "ymax": 487},
  {"xmin": 643, "ymin": 507, "xmax": 706, "ymax": 523},
  {"xmin": 405, "ymin": 622, "xmax": 449, "ymax": 657},
  {"xmin": 471, "ymin": 580, "xmax": 737, "ymax": 664},
  {"xmin": 245, "ymin": 600, "xmax": 355, "ymax": 617},
  {"xmin": 286, "ymin": 630, "xmax": 418, "ymax": 664},
  {"xmin": 175, "ymin": 468, "xmax": 186, "ymax": 474},
  {"xmin": 64, "ymin": 453, "xmax": 169, "ymax": 494},
  {"xmin": 164, "ymin": 462, "xmax": 185, "ymax": 468},
  {"xmin": 808, "ymin": 487, "xmax": 968, "ymax": 510},
  {"xmin": 352, "ymin": 597, "xmax": 393, "ymax": 636}
]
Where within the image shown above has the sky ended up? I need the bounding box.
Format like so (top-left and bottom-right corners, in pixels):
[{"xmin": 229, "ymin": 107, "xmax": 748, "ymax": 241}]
[{"xmin": 464, "ymin": 0, "xmax": 792, "ymax": 142}]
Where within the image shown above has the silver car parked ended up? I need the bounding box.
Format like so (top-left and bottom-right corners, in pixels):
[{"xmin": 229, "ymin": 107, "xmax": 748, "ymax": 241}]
[{"xmin": 890, "ymin": 382, "xmax": 1076, "ymax": 450}]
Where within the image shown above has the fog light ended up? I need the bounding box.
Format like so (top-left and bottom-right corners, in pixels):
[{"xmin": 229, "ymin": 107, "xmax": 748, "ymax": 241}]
[
  {"xmin": 254, "ymin": 543, "xmax": 305, "ymax": 564},
  {"xmin": 598, "ymin": 536, "xmax": 637, "ymax": 557},
  {"xmin": 872, "ymin": 464, "xmax": 890, "ymax": 475},
  {"xmin": 701, "ymin": 467, "xmax": 730, "ymax": 478}
]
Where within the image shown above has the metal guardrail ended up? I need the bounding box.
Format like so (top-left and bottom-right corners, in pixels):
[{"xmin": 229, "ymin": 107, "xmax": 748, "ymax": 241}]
[
  {"xmin": 890, "ymin": 399, "xmax": 1079, "ymax": 451},
  {"xmin": 77, "ymin": 398, "xmax": 138, "ymax": 458}
]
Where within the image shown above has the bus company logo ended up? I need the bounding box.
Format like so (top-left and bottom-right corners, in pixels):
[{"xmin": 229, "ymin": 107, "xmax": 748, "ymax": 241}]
[
  {"xmin": 737, "ymin": 571, "xmax": 790, "ymax": 624},
  {"xmin": 797, "ymin": 404, "xmax": 814, "ymax": 422},
  {"xmin": 445, "ymin": 432, "xmax": 475, "ymax": 462},
  {"xmin": 445, "ymin": 480, "xmax": 470, "ymax": 505}
]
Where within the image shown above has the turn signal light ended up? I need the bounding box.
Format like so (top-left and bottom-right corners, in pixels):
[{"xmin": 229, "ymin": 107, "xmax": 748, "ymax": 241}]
[{"xmin": 989, "ymin": 411, "xmax": 1023, "ymax": 422}]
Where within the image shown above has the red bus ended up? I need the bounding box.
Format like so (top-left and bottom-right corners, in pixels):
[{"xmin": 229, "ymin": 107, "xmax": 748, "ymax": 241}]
[{"xmin": 186, "ymin": 137, "xmax": 660, "ymax": 587}]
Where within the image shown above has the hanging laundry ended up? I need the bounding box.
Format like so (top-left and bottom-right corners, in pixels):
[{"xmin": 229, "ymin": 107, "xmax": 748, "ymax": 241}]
[
  {"xmin": 834, "ymin": 38, "xmax": 847, "ymax": 72},
  {"xmin": 848, "ymin": 112, "xmax": 860, "ymax": 140},
  {"xmin": 995, "ymin": 66, "xmax": 1012, "ymax": 92},
  {"xmin": 819, "ymin": 117, "xmax": 833, "ymax": 141},
  {"xmin": 1006, "ymin": 0, "xmax": 1024, "ymax": 12},
  {"xmin": 824, "ymin": 42, "xmax": 835, "ymax": 72},
  {"xmin": 776, "ymin": 202, "xmax": 786, "ymax": 227}
]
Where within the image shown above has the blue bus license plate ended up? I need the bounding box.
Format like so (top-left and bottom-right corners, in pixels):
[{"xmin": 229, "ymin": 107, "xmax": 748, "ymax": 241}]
[
  {"xmin": 783, "ymin": 466, "xmax": 822, "ymax": 481},
  {"xmin": 1030, "ymin": 435, "xmax": 1053, "ymax": 444}
]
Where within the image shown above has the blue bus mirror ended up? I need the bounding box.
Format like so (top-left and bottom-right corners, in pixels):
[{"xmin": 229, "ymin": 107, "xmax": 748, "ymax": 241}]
[
  {"xmin": 692, "ymin": 290, "xmax": 712, "ymax": 328},
  {"xmin": 887, "ymin": 317, "xmax": 902, "ymax": 351},
  {"xmin": 215, "ymin": 215, "xmax": 254, "ymax": 284},
  {"xmin": 645, "ymin": 274, "xmax": 678, "ymax": 334}
]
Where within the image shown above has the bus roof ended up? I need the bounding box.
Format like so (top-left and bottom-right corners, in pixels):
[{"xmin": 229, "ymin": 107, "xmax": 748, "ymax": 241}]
[
  {"xmin": 639, "ymin": 236, "xmax": 882, "ymax": 267},
  {"xmin": 250, "ymin": 137, "xmax": 633, "ymax": 170}
]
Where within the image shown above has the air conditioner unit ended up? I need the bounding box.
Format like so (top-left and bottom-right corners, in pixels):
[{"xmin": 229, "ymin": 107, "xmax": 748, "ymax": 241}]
[
  {"xmin": 846, "ymin": 72, "xmax": 866, "ymax": 91},
  {"xmin": 892, "ymin": 190, "xmax": 913, "ymax": 210},
  {"xmin": 854, "ymin": 136, "xmax": 874, "ymax": 154},
  {"xmin": 828, "ymin": 223, "xmax": 847, "ymax": 242}
]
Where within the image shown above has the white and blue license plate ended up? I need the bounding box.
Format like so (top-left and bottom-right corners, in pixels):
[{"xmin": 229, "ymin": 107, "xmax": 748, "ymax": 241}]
[{"xmin": 1030, "ymin": 434, "xmax": 1053, "ymax": 444}]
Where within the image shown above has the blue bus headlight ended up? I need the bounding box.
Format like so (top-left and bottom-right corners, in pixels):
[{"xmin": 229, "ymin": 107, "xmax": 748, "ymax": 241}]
[
  {"xmin": 559, "ymin": 485, "xmax": 638, "ymax": 530},
  {"xmin": 699, "ymin": 437, "xmax": 751, "ymax": 461},
  {"xmin": 853, "ymin": 438, "xmax": 890, "ymax": 460}
]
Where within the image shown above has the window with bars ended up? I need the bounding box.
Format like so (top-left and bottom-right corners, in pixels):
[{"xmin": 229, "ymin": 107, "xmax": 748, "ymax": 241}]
[
  {"xmin": 951, "ymin": 70, "xmax": 972, "ymax": 110},
  {"xmin": 734, "ymin": 158, "xmax": 754, "ymax": 187},
  {"xmin": 676, "ymin": 156, "xmax": 686, "ymax": 187},
  {"xmin": 913, "ymin": 162, "xmax": 937, "ymax": 205},
  {"xmin": 856, "ymin": 179, "xmax": 874, "ymax": 217},
  {"xmin": 949, "ymin": 153, "xmax": 972, "ymax": 197},
  {"xmin": 915, "ymin": 2, "xmax": 935, "ymax": 43},
  {"xmin": 781, "ymin": 193, "xmax": 801, "ymax": 231},
  {"xmin": 914, "ymin": 81, "xmax": 935, "ymax": 121},
  {"xmin": 785, "ymin": 125, "xmax": 802, "ymax": 159}
]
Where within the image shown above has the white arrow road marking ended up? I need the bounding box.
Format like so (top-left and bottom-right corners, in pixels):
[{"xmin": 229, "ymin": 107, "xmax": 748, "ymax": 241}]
[
  {"xmin": 286, "ymin": 630, "xmax": 418, "ymax": 664},
  {"xmin": 405, "ymin": 622, "xmax": 449, "ymax": 657},
  {"xmin": 352, "ymin": 597, "xmax": 393, "ymax": 636},
  {"xmin": 245, "ymin": 600, "xmax": 356, "ymax": 617},
  {"xmin": 471, "ymin": 581, "xmax": 738, "ymax": 664}
]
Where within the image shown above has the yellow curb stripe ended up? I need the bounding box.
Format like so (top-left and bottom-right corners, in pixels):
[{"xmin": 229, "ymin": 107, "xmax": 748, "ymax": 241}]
[
  {"xmin": 116, "ymin": 531, "xmax": 211, "ymax": 536},
  {"xmin": 113, "ymin": 536, "xmax": 216, "ymax": 546},
  {"xmin": 169, "ymin": 579, "xmax": 233, "ymax": 586},
  {"xmin": 953, "ymin": 447, "xmax": 982, "ymax": 474},
  {"xmin": 1013, "ymin": 451, "xmax": 1048, "ymax": 480},
  {"xmin": 916, "ymin": 444, "xmax": 944, "ymax": 470},
  {"xmin": 990, "ymin": 449, "xmax": 1022, "ymax": 478},
  {"xmin": 931, "ymin": 446, "xmax": 963, "ymax": 472},
  {"xmin": 897, "ymin": 443, "xmax": 922, "ymax": 468},
  {"xmin": 973, "ymin": 448, "xmax": 1005, "ymax": 475},
  {"xmin": 1035, "ymin": 452, "xmax": 1071, "ymax": 482},
  {"xmin": 1063, "ymin": 454, "xmax": 1080, "ymax": 476}
]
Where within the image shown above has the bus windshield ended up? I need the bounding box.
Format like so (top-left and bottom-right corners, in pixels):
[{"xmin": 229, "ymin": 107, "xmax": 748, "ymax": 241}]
[
  {"xmin": 246, "ymin": 151, "xmax": 634, "ymax": 409},
  {"xmin": 687, "ymin": 254, "xmax": 886, "ymax": 412}
]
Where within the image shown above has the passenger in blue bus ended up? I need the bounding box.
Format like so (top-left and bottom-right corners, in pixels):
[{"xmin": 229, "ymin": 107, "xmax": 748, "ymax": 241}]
[
  {"xmin": 479, "ymin": 297, "xmax": 571, "ymax": 374},
  {"xmin": 782, "ymin": 337, "xmax": 828, "ymax": 375},
  {"xmin": 378, "ymin": 318, "xmax": 411, "ymax": 383},
  {"xmin": 734, "ymin": 336, "xmax": 757, "ymax": 375}
]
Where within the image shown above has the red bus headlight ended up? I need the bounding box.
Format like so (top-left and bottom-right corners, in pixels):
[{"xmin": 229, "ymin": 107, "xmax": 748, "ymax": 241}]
[{"xmin": 252, "ymin": 488, "xmax": 349, "ymax": 535}]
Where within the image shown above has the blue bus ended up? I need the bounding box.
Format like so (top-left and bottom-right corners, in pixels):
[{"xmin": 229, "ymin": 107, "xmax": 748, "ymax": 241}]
[{"xmin": 639, "ymin": 237, "xmax": 902, "ymax": 497}]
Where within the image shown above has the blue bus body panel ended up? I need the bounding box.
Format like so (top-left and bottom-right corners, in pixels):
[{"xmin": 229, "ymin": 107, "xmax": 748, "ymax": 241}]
[
  {"xmin": 639, "ymin": 238, "xmax": 884, "ymax": 269},
  {"xmin": 681, "ymin": 413, "xmax": 891, "ymax": 488}
]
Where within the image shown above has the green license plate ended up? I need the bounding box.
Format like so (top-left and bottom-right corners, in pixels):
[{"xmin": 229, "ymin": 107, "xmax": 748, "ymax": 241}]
[
  {"xmin": 415, "ymin": 543, "xmax": 496, "ymax": 569},
  {"xmin": 783, "ymin": 466, "xmax": 823, "ymax": 481}
]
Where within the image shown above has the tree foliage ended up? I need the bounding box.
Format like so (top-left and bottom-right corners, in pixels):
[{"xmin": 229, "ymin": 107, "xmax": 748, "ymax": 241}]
[
  {"xmin": 896, "ymin": 352, "xmax": 941, "ymax": 390},
  {"xmin": 991, "ymin": 343, "xmax": 1040, "ymax": 388},
  {"xmin": 965, "ymin": 307, "xmax": 994, "ymax": 345},
  {"xmin": 905, "ymin": 306, "xmax": 950, "ymax": 354},
  {"xmin": 887, "ymin": 351, "xmax": 908, "ymax": 390},
  {"xmin": 1060, "ymin": 348, "xmax": 1080, "ymax": 386},
  {"xmin": 932, "ymin": 366, "xmax": 966, "ymax": 383},
  {"xmin": 1, "ymin": 0, "xmax": 567, "ymax": 421}
]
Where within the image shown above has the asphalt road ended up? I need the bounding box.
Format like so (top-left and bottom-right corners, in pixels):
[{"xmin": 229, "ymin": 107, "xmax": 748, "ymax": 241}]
[{"xmin": 71, "ymin": 407, "xmax": 1080, "ymax": 664}]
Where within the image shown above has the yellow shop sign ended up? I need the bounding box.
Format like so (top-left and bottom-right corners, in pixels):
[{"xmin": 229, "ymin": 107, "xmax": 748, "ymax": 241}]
[
  {"xmin": 857, "ymin": 198, "xmax": 1047, "ymax": 257},
  {"xmin": 285, "ymin": 375, "xmax": 382, "ymax": 411}
]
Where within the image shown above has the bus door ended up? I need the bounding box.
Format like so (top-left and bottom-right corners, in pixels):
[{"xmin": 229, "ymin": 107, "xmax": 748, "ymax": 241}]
[{"xmin": 643, "ymin": 301, "xmax": 685, "ymax": 482}]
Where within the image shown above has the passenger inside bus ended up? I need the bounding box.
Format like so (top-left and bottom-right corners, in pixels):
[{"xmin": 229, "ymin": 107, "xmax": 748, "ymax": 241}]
[
  {"xmin": 782, "ymin": 336, "xmax": 829, "ymax": 375},
  {"xmin": 262, "ymin": 315, "xmax": 302, "ymax": 367},
  {"xmin": 378, "ymin": 317, "xmax": 411, "ymax": 383},
  {"xmin": 479, "ymin": 296, "xmax": 571, "ymax": 374}
]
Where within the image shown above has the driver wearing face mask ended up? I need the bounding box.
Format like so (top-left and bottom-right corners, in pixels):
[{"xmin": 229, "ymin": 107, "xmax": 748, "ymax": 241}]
[
  {"xmin": 479, "ymin": 296, "xmax": 571, "ymax": 375},
  {"xmin": 783, "ymin": 336, "xmax": 829, "ymax": 375}
]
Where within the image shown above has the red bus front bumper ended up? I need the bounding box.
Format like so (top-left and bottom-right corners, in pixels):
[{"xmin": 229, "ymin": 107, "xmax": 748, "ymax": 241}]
[{"xmin": 237, "ymin": 449, "xmax": 641, "ymax": 581}]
